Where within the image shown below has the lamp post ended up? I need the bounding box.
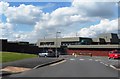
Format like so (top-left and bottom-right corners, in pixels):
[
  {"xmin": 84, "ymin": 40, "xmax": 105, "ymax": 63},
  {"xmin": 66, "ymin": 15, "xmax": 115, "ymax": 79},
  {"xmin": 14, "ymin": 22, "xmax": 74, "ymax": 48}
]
[
  {"xmin": 55, "ymin": 31, "xmax": 61, "ymax": 58},
  {"xmin": 16, "ymin": 35, "xmax": 20, "ymax": 42},
  {"xmin": 43, "ymin": 36, "xmax": 45, "ymax": 52}
]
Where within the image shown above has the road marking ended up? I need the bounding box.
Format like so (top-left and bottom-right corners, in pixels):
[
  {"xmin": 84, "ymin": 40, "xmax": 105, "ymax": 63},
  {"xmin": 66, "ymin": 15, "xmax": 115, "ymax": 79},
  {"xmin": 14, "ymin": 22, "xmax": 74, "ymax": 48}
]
[
  {"xmin": 100, "ymin": 62, "xmax": 104, "ymax": 64},
  {"xmin": 79, "ymin": 59, "xmax": 84, "ymax": 61},
  {"xmin": 99, "ymin": 62, "xmax": 108, "ymax": 66},
  {"xmin": 49, "ymin": 60, "xmax": 66, "ymax": 66},
  {"xmin": 104, "ymin": 64, "xmax": 109, "ymax": 66},
  {"xmin": 110, "ymin": 65, "xmax": 120, "ymax": 71},
  {"xmin": 70, "ymin": 58, "xmax": 75, "ymax": 60},
  {"xmin": 109, "ymin": 60, "xmax": 119, "ymax": 62},
  {"xmin": 95, "ymin": 60, "xmax": 99, "ymax": 61},
  {"xmin": 89, "ymin": 59, "xmax": 93, "ymax": 61},
  {"xmin": 98, "ymin": 59, "xmax": 120, "ymax": 70}
]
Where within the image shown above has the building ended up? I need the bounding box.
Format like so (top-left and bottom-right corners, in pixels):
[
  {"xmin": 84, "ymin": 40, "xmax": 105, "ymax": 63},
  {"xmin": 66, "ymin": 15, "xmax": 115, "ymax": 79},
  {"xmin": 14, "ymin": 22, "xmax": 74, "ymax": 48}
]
[{"xmin": 37, "ymin": 33, "xmax": 120, "ymax": 56}]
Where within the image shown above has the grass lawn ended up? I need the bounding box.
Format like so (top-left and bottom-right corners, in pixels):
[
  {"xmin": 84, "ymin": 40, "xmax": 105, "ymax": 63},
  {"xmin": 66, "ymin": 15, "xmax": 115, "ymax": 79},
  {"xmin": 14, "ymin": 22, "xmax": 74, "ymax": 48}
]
[{"xmin": 0, "ymin": 52, "xmax": 38, "ymax": 63}]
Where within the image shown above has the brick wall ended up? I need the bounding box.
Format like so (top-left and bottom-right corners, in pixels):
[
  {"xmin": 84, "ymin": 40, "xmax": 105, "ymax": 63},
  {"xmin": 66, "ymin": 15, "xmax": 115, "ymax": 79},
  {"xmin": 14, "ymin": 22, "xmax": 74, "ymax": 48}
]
[{"xmin": 66, "ymin": 49, "xmax": 112, "ymax": 56}]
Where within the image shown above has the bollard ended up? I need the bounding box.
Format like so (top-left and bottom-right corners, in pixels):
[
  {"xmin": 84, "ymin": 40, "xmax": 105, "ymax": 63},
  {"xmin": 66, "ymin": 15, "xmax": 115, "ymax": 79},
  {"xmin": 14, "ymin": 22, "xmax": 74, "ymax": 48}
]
[{"xmin": 75, "ymin": 54, "xmax": 77, "ymax": 57}]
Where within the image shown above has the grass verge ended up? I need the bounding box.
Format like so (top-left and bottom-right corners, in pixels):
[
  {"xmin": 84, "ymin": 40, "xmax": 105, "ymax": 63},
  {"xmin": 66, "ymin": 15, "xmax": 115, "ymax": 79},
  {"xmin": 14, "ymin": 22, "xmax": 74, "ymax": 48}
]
[{"xmin": 0, "ymin": 52, "xmax": 37, "ymax": 63}]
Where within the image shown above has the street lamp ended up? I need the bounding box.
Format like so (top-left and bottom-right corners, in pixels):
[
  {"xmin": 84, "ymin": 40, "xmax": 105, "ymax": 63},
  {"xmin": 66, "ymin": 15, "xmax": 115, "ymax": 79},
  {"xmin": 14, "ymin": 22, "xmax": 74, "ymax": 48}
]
[
  {"xmin": 55, "ymin": 31, "xmax": 61, "ymax": 58},
  {"xmin": 43, "ymin": 36, "xmax": 46, "ymax": 52},
  {"xmin": 16, "ymin": 35, "xmax": 20, "ymax": 42}
]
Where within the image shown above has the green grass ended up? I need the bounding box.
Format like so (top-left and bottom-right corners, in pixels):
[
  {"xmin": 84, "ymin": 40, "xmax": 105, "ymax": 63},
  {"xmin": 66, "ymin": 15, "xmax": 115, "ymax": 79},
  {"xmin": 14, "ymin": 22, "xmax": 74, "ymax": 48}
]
[{"xmin": 0, "ymin": 52, "xmax": 37, "ymax": 63}]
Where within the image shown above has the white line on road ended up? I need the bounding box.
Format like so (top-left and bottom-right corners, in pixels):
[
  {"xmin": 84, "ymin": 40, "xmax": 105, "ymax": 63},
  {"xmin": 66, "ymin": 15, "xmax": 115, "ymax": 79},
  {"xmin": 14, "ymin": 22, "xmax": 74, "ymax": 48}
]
[
  {"xmin": 79, "ymin": 59, "xmax": 84, "ymax": 61},
  {"xmin": 100, "ymin": 62, "xmax": 109, "ymax": 66},
  {"xmin": 109, "ymin": 60, "xmax": 119, "ymax": 62},
  {"xmin": 99, "ymin": 60, "xmax": 120, "ymax": 70},
  {"xmin": 110, "ymin": 65, "xmax": 120, "ymax": 71},
  {"xmin": 95, "ymin": 60, "xmax": 100, "ymax": 61},
  {"xmin": 99, "ymin": 61, "xmax": 103, "ymax": 64},
  {"xmin": 104, "ymin": 64, "xmax": 109, "ymax": 66},
  {"xmin": 89, "ymin": 59, "xmax": 93, "ymax": 61},
  {"xmin": 70, "ymin": 58, "xmax": 75, "ymax": 60},
  {"xmin": 49, "ymin": 60, "xmax": 66, "ymax": 66}
]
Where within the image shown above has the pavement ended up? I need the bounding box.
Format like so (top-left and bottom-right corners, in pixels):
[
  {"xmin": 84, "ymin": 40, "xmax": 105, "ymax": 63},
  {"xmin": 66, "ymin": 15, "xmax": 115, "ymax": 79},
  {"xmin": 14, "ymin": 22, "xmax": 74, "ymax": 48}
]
[{"xmin": 4, "ymin": 55, "xmax": 119, "ymax": 77}]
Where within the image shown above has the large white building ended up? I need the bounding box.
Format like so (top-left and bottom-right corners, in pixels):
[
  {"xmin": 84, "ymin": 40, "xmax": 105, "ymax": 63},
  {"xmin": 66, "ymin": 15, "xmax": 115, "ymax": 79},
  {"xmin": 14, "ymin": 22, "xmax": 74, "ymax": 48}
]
[{"xmin": 36, "ymin": 33, "xmax": 119, "ymax": 56}]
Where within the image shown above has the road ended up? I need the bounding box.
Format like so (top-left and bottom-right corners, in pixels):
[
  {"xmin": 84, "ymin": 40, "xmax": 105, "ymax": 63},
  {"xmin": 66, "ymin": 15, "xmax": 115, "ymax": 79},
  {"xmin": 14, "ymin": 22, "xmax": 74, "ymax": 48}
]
[{"xmin": 8, "ymin": 55, "xmax": 119, "ymax": 77}]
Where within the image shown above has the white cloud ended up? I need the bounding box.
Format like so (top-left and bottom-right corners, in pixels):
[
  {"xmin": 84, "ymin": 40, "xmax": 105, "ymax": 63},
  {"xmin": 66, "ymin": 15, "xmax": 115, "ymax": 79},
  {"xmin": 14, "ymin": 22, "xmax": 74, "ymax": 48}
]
[
  {"xmin": 4, "ymin": 4, "xmax": 43, "ymax": 25},
  {"xmin": 34, "ymin": 6, "xmax": 92, "ymax": 34},
  {"xmin": 0, "ymin": 22, "xmax": 12, "ymax": 30},
  {"xmin": 33, "ymin": 1, "xmax": 117, "ymax": 41},
  {"xmin": 0, "ymin": 1, "xmax": 9, "ymax": 15},
  {"xmin": 0, "ymin": 22, "xmax": 13, "ymax": 39},
  {"xmin": 0, "ymin": 1, "xmax": 118, "ymax": 43},
  {"xmin": 72, "ymin": 0, "xmax": 120, "ymax": 2},
  {"xmin": 65, "ymin": 19, "xmax": 118, "ymax": 37},
  {"xmin": 72, "ymin": 1, "xmax": 116, "ymax": 18},
  {"xmin": 34, "ymin": 1, "xmax": 117, "ymax": 31}
]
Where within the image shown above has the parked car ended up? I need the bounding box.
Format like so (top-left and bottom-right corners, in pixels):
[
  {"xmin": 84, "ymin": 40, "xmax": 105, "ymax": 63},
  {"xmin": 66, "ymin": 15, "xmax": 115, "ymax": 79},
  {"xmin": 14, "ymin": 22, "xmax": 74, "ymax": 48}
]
[
  {"xmin": 38, "ymin": 50, "xmax": 59, "ymax": 57},
  {"xmin": 108, "ymin": 50, "xmax": 120, "ymax": 59},
  {"xmin": 38, "ymin": 52, "xmax": 48, "ymax": 57}
]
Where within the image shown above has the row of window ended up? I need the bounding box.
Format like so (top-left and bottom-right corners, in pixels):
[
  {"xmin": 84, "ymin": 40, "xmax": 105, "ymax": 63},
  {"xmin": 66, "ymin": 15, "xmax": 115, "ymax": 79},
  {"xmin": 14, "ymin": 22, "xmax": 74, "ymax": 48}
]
[
  {"xmin": 39, "ymin": 42, "xmax": 117, "ymax": 46},
  {"xmin": 40, "ymin": 42, "xmax": 54, "ymax": 45},
  {"xmin": 40, "ymin": 41, "xmax": 90, "ymax": 46}
]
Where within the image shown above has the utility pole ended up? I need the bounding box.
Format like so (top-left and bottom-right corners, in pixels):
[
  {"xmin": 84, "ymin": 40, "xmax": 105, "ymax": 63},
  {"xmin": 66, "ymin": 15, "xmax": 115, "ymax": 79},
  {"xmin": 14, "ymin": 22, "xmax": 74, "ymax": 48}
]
[
  {"xmin": 43, "ymin": 36, "xmax": 45, "ymax": 52},
  {"xmin": 76, "ymin": 32, "xmax": 78, "ymax": 37},
  {"xmin": 55, "ymin": 31, "xmax": 61, "ymax": 58}
]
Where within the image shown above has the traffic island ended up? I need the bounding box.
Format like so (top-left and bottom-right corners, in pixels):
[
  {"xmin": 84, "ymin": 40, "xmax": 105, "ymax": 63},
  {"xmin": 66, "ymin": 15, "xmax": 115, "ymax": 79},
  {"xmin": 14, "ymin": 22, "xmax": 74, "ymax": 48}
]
[
  {"xmin": 113, "ymin": 60, "xmax": 120, "ymax": 69},
  {"xmin": 1, "ymin": 66, "xmax": 31, "ymax": 73},
  {"xmin": 112, "ymin": 64, "xmax": 120, "ymax": 70},
  {"xmin": 1, "ymin": 58, "xmax": 65, "ymax": 76},
  {"xmin": 0, "ymin": 66, "xmax": 31, "ymax": 76},
  {"xmin": 33, "ymin": 58, "xmax": 65, "ymax": 69}
]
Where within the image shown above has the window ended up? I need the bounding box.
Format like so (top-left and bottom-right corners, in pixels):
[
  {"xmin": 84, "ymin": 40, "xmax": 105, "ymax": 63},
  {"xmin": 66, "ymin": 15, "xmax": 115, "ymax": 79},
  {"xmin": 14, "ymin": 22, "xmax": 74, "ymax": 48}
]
[
  {"xmin": 40, "ymin": 42, "xmax": 54, "ymax": 45},
  {"xmin": 61, "ymin": 41, "xmax": 79, "ymax": 45}
]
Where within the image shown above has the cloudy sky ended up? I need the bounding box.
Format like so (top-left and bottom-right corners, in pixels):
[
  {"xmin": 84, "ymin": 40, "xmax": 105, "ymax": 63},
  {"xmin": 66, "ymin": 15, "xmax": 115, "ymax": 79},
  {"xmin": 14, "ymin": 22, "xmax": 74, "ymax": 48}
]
[{"xmin": 0, "ymin": 0, "xmax": 119, "ymax": 43}]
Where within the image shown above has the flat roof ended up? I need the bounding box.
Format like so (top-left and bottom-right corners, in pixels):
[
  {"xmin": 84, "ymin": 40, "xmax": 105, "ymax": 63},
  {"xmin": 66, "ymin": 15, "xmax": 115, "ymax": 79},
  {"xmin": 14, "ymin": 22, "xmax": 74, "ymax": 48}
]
[{"xmin": 38, "ymin": 45, "xmax": 119, "ymax": 49}]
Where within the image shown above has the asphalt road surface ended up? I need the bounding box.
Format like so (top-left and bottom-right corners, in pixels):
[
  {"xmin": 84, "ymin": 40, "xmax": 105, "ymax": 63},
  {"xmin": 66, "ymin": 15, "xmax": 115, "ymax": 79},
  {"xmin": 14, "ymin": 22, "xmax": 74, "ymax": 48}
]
[
  {"xmin": 2, "ymin": 57, "xmax": 60, "ymax": 68},
  {"xmin": 8, "ymin": 55, "xmax": 119, "ymax": 77}
]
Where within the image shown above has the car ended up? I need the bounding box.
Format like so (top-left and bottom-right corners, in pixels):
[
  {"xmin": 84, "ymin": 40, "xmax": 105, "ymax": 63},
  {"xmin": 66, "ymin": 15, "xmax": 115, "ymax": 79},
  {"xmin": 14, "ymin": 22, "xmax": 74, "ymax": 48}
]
[
  {"xmin": 38, "ymin": 50, "xmax": 59, "ymax": 57},
  {"xmin": 38, "ymin": 52, "xmax": 48, "ymax": 57},
  {"xmin": 108, "ymin": 50, "xmax": 120, "ymax": 59}
]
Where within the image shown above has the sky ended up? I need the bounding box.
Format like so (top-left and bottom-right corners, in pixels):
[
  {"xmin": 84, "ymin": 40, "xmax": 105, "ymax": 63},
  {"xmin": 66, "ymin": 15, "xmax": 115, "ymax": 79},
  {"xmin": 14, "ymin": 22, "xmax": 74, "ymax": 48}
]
[{"xmin": 0, "ymin": 0, "xmax": 120, "ymax": 43}]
